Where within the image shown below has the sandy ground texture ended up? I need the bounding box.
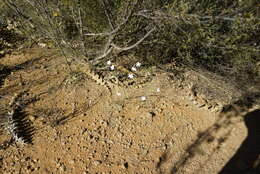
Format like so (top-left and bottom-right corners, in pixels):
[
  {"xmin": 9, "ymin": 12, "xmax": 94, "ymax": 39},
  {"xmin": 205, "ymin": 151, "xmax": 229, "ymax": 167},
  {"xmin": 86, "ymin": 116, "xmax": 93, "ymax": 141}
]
[{"xmin": 0, "ymin": 47, "xmax": 250, "ymax": 174}]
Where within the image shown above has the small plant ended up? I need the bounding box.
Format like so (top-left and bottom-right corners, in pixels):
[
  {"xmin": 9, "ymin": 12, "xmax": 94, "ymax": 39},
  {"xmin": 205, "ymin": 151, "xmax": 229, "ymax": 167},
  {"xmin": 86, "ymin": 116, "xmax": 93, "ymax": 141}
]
[{"xmin": 6, "ymin": 107, "xmax": 34, "ymax": 144}]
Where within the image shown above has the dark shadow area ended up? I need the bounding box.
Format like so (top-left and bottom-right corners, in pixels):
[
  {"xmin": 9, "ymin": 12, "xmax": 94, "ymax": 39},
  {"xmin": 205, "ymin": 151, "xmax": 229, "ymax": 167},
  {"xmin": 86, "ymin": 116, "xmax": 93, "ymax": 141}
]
[
  {"xmin": 0, "ymin": 57, "xmax": 44, "ymax": 88},
  {"xmin": 0, "ymin": 65, "xmax": 11, "ymax": 88},
  {"xmin": 219, "ymin": 109, "xmax": 260, "ymax": 174},
  {"xmin": 169, "ymin": 113, "xmax": 235, "ymax": 173},
  {"xmin": 0, "ymin": 24, "xmax": 25, "ymax": 58},
  {"xmin": 50, "ymin": 96, "xmax": 100, "ymax": 128},
  {"xmin": 165, "ymin": 92, "xmax": 260, "ymax": 174}
]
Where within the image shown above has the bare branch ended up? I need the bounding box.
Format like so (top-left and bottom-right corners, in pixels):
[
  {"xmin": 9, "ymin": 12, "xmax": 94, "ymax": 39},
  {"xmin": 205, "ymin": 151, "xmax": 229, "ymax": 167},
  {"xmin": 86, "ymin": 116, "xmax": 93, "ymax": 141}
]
[
  {"xmin": 84, "ymin": 8, "xmax": 132, "ymax": 36},
  {"xmin": 84, "ymin": 23, "xmax": 123, "ymax": 36},
  {"xmin": 111, "ymin": 27, "xmax": 156, "ymax": 51},
  {"xmin": 84, "ymin": 1, "xmax": 138, "ymax": 37},
  {"xmin": 100, "ymin": 0, "xmax": 115, "ymax": 30},
  {"xmin": 77, "ymin": 4, "xmax": 87, "ymax": 56},
  {"xmin": 135, "ymin": 10, "xmax": 260, "ymax": 22},
  {"xmin": 90, "ymin": 27, "xmax": 156, "ymax": 64},
  {"xmin": 90, "ymin": 35, "xmax": 114, "ymax": 63},
  {"xmin": 95, "ymin": 47, "xmax": 113, "ymax": 60}
]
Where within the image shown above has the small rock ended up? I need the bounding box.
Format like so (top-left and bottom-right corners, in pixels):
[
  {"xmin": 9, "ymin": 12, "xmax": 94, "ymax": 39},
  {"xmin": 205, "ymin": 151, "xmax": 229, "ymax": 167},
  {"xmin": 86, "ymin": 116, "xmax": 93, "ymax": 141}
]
[
  {"xmin": 99, "ymin": 120, "xmax": 108, "ymax": 127},
  {"xmin": 59, "ymin": 164, "xmax": 66, "ymax": 171},
  {"xmin": 14, "ymin": 156, "xmax": 19, "ymax": 161},
  {"xmin": 93, "ymin": 160, "xmax": 102, "ymax": 166},
  {"xmin": 121, "ymin": 162, "xmax": 129, "ymax": 169},
  {"xmin": 118, "ymin": 132, "xmax": 124, "ymax": 137},
  {"xmin": 198, "ymin": 104, "xmax": 206, "ymax": 108},
  {"xmin": 59, "ymin": 166, "xmax": 65, "ymax": 171},
  {"xmin": 149, "ymin": 111, "xmax": 156, "ymax": 117},
  {"xmin": 69, "ymin": 159, "xmax": 75, "ymax": 164},
  {"xmin": 28, "ymin": 115, "xmax": 36, "ymax": 122},
  {"xmin": 157, "ymin": 108, "xmax": 163, "ymax": 113},
  {"xmin": 143, "ymin": 112, "xmax": 156, "ymax": 120}
]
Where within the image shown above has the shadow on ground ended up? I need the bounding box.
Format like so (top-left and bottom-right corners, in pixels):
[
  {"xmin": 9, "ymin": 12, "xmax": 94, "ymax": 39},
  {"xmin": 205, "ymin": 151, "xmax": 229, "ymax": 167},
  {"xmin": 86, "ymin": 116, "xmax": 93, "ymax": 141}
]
[
  {"xmin": 0, "ymin": 56, "xmax": 44, "ymax": 88},
  {"xmin": 0, "ymin": 65, "xmax": 11, "ymax": 88},
  {"xmin": 0, "ymin": 50, "xmax": 103, "ymax": 153},
  {"xmin": 219, "ymin": 109, "xmax": 260, "ymax": 174},
  {"xmin": 157, "ymin": 92, "xmax": 260, "ymax": 174}
]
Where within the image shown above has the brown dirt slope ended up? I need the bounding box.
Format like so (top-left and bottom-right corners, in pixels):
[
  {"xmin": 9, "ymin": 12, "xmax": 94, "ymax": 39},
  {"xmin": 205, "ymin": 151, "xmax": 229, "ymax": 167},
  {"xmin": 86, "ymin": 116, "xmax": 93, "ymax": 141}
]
[{"xmin": 0, "ymin": 47, "xmax": 257, "ymax": 174}]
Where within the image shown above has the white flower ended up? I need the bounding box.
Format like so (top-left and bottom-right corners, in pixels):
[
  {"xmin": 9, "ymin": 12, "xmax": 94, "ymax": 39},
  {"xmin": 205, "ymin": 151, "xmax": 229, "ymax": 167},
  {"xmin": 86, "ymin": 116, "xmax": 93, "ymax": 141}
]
[
  {"xmin": 128, "ymin": 73, "xmax": 134, "ymax": 79},
  {"xmin": 156, "ymin": 88, "xmax": 160, "ymax": 92},
  {"xmin": 141, "ymin": 96, "xmax": 146, "ymax": 101},
  {"xmin": 38, "ymin": 43, "xmax": 46, "ymax": 48},
  {"xmin": 116, "ymin": 92, "xmax": 122, "ymax": 96},
  {"xmin": 107, "ymin": 60, "xmax": 112, "ymax": 65},
  {"xmin": 136, "ymin": 62, "xmax": 141, "ymax": 67},
  {"xmin": 110, "ymin": 65, "xmax": 115, "ymax": 70},
  {"xmin": 131, "ymin": 66, "xmax": 137, "ymax": 72}
]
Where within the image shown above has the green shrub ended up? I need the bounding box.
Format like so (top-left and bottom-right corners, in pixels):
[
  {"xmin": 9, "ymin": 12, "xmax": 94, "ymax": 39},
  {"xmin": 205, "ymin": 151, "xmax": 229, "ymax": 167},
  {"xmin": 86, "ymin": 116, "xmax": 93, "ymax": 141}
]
[
  {"xmin": 0, "ymin": 4, "xmax": 24, "ymax": 58},
  {"xmin": 1, "ymin": 0, "xmax": 259, "ymax": 84},
  {"xmin": 135, "ymin": 0, "xmax": 260, "ymax": 84}
]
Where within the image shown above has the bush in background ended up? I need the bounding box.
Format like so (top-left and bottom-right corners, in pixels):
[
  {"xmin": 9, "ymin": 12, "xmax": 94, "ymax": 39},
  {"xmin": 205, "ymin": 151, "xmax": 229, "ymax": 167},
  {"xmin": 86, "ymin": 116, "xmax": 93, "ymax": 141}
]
[
  {"xmin": 0, "ymin": 2, "xmax": 25, "ymax": 58},
  {"xmin": 1, "ymin": 0, "xmax": 259, "ymax": 85}
]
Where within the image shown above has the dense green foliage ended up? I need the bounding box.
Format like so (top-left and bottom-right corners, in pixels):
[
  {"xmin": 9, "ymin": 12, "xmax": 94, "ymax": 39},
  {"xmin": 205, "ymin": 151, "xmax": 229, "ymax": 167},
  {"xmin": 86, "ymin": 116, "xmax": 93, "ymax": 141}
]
[
  {"xmin": 0, "ymin": 0, "xmax": 259, "ymax": 83},
  {"xmin": 0, "ymin": 3, "xmax": 24, "ymax": 58},
  {"xmin": 162, "ymin": 1, "xmax": 260, "ymax": 69}
]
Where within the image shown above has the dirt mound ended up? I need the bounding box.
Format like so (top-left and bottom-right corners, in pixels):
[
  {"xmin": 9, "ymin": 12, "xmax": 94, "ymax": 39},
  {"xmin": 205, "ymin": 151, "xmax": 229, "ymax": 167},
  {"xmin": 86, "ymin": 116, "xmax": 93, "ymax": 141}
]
[{"xmin": 0, "ymin": 47, "xmax": 257, "ymax": 174}]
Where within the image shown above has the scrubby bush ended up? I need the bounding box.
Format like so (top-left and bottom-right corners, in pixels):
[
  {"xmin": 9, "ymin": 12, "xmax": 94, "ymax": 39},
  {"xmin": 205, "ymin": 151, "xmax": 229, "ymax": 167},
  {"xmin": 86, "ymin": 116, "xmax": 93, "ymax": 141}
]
[
  {"xmin": 1, "ymin": 0, "xmax": 259, "ymax": 84},
  {"xmin": 0, "ymin": 2, "xmax": 24, "ymax": 58}
]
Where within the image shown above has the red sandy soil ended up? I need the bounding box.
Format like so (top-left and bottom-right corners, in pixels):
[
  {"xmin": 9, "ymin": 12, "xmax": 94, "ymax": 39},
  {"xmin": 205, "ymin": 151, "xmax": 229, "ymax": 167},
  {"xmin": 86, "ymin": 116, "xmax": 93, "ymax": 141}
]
[{"xmin": 0, "ymin": 47, "xmax": 247, "ymax": 174}]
